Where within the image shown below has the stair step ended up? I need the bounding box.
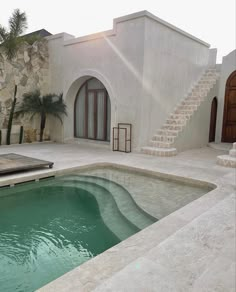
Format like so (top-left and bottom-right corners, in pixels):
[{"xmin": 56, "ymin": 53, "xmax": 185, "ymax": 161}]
[
  {"xmin": 181, "ymin": 100, "xmax": 201, "ymax": 106},
  {"xmin": 141, "ymin": 146, "xmax": 177, "ymax": 157},
  {"xmin": 157, "ymin": 129, "xmax": 179, "ymax": 136},
  {"xmin": 188, "ymin": 92, "xmax": 207, "ymax": 98},
  {"xmin": 186, "ymin": 96, "xmax": 205, "ymax": 102},
  {"xmin": 178, "ymin": 105, "xmax": 198, "ymax": 111},
  {"xmin": 204, "ymin": 71, "xmax": 218, "ymax": 76},
  {"xmin": 152, "ymin": 135, "xmax": 176, "ymax": 143},
  {"xmin": 198, "ymin": 80, "xmax": 212, "ymax": 85},
  {"xmin": 170, "ymin": 113, "xmax": 191, "ymax": 120},
  {"xmin": 149, "ymin": 140, "xmax": 173, "ymax": 148},
  {"xmin": 166, "ymin": 118, "xmax": 186, "ymax": 125},
  {"xmin": 175, "ymin": 109, "xmax": 194, "ymax": 115},
  {"xmin": 199, "ymin": 78, "xmax": 217, "ymax": 84},
  {"xmin": 191, "ymin": 88, "xmax": 208, "ymax": 94},
  {"xmin": 162, "ymin": 124, "xmax": 184, "ymax": 131},
  {"xmin": 194, "ymin": 84, "xmax": 211, "ymax": 90}
]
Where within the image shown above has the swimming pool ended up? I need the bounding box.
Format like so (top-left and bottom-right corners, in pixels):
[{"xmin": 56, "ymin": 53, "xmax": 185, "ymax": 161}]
[{"xmin": 0, "ymin": 165, "xmax": 213, "ymax": 291}]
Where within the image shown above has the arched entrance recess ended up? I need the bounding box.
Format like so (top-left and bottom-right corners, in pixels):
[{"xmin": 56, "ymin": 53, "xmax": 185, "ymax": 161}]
[
  {"xmin": 209, "ymin": 97, "xmax": 217, "ymax": 142},
  {"xmin": 74, "ymin": 77, "xmax": 111, "ymax": 141},
  {"xmin": 222, "ymin": 70, "xmax": 236, "ymax": 142}
]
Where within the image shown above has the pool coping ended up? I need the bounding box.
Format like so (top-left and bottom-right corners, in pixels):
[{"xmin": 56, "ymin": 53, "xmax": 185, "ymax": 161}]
[{"xmin": 0, "ymin": 162, "xmax": 218, "ymax": 189}]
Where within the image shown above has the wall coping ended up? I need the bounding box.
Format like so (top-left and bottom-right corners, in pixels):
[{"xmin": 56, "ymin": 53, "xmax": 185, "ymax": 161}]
[{"xmin": 57, "ymin": 10, "xmax": 210, "ymax": 47}]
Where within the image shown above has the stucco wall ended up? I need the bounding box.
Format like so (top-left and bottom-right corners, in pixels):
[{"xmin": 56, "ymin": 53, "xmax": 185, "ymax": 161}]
[
  {"xmin": 174, "ymin": 83, "xmax": 219, "ymax": 151},
  {"xmin": 215, "ymin": 50, "xmax": 236, "ymax": 143},
  {"xmin": 48, "ymin": 16, "xmax": 146, "ymax": 146},
  {"xmin": 139, "ymin": 15, "xmax": 210, "ymax": 148},
  {"xmin": 47, "ymin": 11, "xmax": 212, "ymax": 150}
]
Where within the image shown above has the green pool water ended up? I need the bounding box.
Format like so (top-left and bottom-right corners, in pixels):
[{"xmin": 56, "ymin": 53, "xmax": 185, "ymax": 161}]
[{"xmin": 0, "ymin": 177, "xmax": 149, "ymax": 292}]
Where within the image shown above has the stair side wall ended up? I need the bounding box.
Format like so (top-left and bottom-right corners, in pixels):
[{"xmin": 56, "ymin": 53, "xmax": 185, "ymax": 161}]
[
  {"xmin": 174, "ymin": 82, "xmax": 219, "ymax": 152},
  {"xmin": 138, "ymin": 17, "xmax": 211, "ymax": 149}
]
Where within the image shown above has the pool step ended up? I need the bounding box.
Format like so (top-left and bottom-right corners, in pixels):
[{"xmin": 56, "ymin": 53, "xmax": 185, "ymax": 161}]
[{"xmin": 58, "ymin": 175, "xmax": 156, "ymax": 232}]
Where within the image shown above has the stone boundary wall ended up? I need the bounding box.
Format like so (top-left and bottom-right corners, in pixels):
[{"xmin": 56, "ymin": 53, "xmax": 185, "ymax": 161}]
[{"xmin": 0, "ymin": 39, "xmax": 50, "ymax": 144}]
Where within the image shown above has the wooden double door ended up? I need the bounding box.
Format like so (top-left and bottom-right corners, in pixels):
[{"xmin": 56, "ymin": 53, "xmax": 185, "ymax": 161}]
[
  {"xmin": 87, "ymin": 89, "xmax": 109, "ymax": 140},
  {"xmin": 222, "ymin": 71, "xmax": 236, "ymax": 142}
]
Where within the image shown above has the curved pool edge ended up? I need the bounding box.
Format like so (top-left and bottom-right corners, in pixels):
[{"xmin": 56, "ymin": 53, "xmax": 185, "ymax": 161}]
[
  {"xmin": 0, "ymin": 162, "xmax": 218, "ymax": 223},
  {"xmin": 0, "ymin": 161, "xmax": 218, "ymax": 191}
]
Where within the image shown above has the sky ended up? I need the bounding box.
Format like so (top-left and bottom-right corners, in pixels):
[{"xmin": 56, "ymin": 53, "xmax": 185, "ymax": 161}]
[{"xmin": 0, "ymin": 0, "xmax": 235, "ymax": 62}]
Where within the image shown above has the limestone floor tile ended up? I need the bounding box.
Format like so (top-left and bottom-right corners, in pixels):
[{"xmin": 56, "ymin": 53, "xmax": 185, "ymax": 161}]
[
  {"xmin": 93, "ymin": 257, "xmax": 175, "ymax": 292},
  {"xmin": 93, "ymin": 194, "xmax": 235, "ymax": 292},
  {"xmin": 143, "ymin": 194, "xmax": 235, "ymax": 291},
  {"xmin": 192, "ymin": 257, "xmax": 235, "ymax": 292}
]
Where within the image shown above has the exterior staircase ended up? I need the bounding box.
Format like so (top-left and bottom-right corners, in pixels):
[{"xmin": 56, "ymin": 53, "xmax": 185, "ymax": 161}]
[
  {"xmin": 141, "ymin": 68, "xmax": 220, "ymax": 156},
  {"xmin": 217, "ymin": 142, "xmax": 236, "ymax": 168}
]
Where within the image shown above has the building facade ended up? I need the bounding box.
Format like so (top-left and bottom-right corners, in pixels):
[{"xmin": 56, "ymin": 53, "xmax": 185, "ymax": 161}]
[{"xmin": 0, "ymin": 11, "xmax": 235, "ymax": 153}]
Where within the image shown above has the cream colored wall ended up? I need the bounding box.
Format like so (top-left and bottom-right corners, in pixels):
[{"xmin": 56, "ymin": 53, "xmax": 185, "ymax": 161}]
[
  {"xmin": 46, "ymin": 11, "xmax": 212, "ymax": 150},
  {"xmin": 139, "ymin": 16, "xmax": 210, "ymax": 148},
  {"xmin": 48, "ymin": 15, "xmax": 146, "ymax": 146}
]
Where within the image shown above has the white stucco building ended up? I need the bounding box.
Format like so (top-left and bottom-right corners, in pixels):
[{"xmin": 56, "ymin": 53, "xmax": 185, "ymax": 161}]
[{"xmin": 1, "ymin": 10, "xmax": 236, "ymax": 154}]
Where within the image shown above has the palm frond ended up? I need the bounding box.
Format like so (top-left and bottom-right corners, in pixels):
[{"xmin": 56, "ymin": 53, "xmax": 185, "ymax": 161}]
[
  {"xmin": 9, "ymin": 9, "xmax": 27, "ymax": 37},
  {"xmin": 15, "ymin": 90, "xmax": 41, "ymax": 117},
  {"xmin": 51, "ymin": 113, "xmax": 63, "ymax": 124},
  {"xmin": 1, "ymin": 36, "xmax": 18, "ymax": 59},
  {"xmin": 0, "ymin": 25, "xmax": 8, "ymax": 43},
  {"xmin": 0, "ymin": 9, "xmax": 28, "ymax": 60},
  {"xmin": 15, "ymin": 91, "xmax": 67, "ymax": 124}
]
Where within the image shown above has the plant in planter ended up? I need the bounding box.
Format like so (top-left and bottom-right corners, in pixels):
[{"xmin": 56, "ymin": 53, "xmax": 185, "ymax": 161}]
[{"xmin": 15, "ymin": 90, "xmax": 67, "ymax": 142}]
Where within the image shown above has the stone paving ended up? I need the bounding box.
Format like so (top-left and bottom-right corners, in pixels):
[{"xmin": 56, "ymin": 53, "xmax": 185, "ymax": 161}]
[{"xmin": 0, "ymin": 142, "xmax": 235, "ymax": 291}]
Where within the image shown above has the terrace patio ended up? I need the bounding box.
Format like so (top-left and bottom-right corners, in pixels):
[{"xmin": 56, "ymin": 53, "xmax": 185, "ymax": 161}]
[{"xmin": 0, "ymin": 142, "xmax": 235, "ymax": 291}]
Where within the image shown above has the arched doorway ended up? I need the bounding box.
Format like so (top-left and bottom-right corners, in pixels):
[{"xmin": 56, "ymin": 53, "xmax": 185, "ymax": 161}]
[
  {"xmin": 74, "ymin": 78, "xmax": 111, "ymax": 141},
  {"xmin": 222, "ymin": 70, "xmax": 236, "ymax": 142},
  {"xmin": 209, "ymin": 97, "xmax": 217, "ymax": 142}
]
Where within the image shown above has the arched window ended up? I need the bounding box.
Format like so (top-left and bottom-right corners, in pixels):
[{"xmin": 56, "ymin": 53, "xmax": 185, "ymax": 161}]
[{"xmin": 74, "ymin": 78, "xmax": 111, "ymax": 141}]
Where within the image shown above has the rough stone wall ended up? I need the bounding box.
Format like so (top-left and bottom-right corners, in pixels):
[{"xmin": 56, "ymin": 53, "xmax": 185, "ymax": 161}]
[{"xmin": 0, "ymin": 39, "xmax": 49, "ymax": 143}]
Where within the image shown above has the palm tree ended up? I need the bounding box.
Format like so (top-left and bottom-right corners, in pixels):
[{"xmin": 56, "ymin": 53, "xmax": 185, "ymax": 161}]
[
  {"xmin": 6, "ymin": 85, "xmax": 18, "ymax": 145},
  {"xmin": 15, "ymin": 90, "xmax": 67, "ymax": 142},
  {"xmin": 0, "ymin": 9, "xmax": 27, "ymax": 60}
]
